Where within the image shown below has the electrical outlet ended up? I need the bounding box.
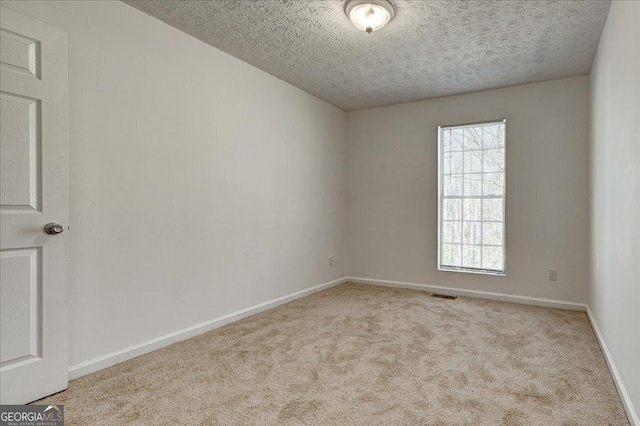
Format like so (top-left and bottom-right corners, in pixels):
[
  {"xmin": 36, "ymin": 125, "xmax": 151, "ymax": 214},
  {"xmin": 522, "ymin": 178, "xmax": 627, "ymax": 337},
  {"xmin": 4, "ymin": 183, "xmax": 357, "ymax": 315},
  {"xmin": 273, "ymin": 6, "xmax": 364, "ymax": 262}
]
[
  {"xmin": 329, "ymin": 256, "xmax": 334, "ymax": 267},
  {"xmin": 549, "ymin": 269, "xmax": 558, "ymax": 281}
]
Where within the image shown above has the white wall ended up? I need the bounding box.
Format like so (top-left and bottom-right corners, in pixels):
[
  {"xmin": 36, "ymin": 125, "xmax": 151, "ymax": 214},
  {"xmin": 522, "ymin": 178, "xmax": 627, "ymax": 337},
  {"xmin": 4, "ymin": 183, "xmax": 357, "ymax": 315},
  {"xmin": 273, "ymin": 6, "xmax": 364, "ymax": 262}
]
[
  {"xmin": 589, "ymin": 0, "xmax": 640, "ymax": 420},
  {"xmin": 348, "ymin": 76, "xmax": 590, "ymax": 303},
  {"xmin": 2, "ymin": 0, "xmax": 348, "ymax": 368},
  {"xmin": 3, "ymin": 6, "xmax": 635, "ymax": 416}
]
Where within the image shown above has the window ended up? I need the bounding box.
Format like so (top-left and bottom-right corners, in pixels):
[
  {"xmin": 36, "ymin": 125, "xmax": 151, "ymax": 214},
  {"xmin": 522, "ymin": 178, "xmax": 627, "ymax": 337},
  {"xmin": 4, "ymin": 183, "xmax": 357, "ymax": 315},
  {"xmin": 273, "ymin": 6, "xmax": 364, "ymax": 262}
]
[{"xmin": 438, "ymin": 120, "xmax": 506, "ymax": 275}]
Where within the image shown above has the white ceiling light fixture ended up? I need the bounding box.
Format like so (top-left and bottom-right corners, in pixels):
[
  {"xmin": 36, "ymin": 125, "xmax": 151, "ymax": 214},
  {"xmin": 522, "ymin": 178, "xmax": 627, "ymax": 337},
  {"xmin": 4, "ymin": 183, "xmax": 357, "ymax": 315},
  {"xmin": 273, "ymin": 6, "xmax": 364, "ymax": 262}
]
[{"xmin": 345, "ymin": 0, "xmax": 395, "ymax": 34}]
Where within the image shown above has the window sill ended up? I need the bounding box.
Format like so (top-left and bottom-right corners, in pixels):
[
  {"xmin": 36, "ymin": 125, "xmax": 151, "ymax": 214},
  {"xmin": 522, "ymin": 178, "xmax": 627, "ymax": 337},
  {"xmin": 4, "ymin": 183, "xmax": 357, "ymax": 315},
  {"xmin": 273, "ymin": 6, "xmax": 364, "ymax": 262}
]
[{"xmin": 438, "ymin": 266, "xmax": 506, "ymax": 276}]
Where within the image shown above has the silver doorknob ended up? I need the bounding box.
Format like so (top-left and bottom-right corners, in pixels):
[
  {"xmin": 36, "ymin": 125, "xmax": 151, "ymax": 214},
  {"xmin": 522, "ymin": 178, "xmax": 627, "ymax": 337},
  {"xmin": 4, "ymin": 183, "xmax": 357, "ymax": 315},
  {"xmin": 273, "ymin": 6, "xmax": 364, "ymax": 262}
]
[{"xmin": 44, "ymin": 223, "xmax": 64, "ymax": 235}]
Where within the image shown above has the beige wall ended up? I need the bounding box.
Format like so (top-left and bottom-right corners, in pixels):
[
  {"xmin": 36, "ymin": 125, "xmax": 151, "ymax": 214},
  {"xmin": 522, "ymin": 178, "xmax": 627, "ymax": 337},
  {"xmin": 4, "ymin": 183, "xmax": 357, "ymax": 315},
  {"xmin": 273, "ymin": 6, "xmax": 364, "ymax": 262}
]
[
  {"xmin": 348, "ymin": 76, "xmax": 590, "ymax": 303},
  {"xmin": 2, "ymin": 0, "xmax": 348, "ymax": 369},
  {"xmin": 589, "ymin": 0, "xmax": 640, "ymax": 420}
]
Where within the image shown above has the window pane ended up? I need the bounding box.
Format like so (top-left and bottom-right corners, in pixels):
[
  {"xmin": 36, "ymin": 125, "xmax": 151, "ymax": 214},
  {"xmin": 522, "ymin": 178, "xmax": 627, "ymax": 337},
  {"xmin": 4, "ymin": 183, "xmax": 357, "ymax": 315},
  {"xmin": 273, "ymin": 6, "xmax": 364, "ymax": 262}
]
[
  {"xmin": 443, "ymin": 129, "xmax": 451, "ymax": 152},
  {"xmin": 442, "ymin": 244, "xmax": 453, "ymax": 265},
  {"xmin": 451, "ymin": 129, "xmax": 463, "ymax": 151},
  {"xmin": 442, "ymin": 243, "xmax": 462, "ymax": 266},
  {"xmin": 464, "ymin": 150, "xmax": 482, "ymax": 173},
  {"xmin": 444, "ymin": 174, "xmax": 463, "ymax": 196},
  {"xmin": 464, "ymin": 127, "xmax": 482, "ymax": 150},
  {"xmin": 443, "ymin": 199, "xmax": 462, "ymax": 220},
  {"xmin": 443, "ymin": 221, "xmax": 462, "ymax": 244},
  {"xmin": 462, "ymin": 245, "xmax": 481, "ymax": 267},
  {"xmin": 444, "ymin": 151, "xmax": 463, "ymax": 174},
  {"xmin": 463, "ymin": 198, "xmax": 482, "ymax": 221},
  {"xmin": 482, "ymin": 199, "xmax": 503, "ymax": 221},
  {"xmin": 463, "ymin": 222, "xmax": 481, "ymax": 245},
  {"xmin": 482, "ymin": 246, "xmax": 503, "ymax": 270},
  {"xmin": 483, "ymin": 124, "xmax": 504, "ymax": 148},
  {"xmin": 482, "ymin": 222, "xmax": 503, "ymax": 246},
  {"xmin": 464, "ymin": 174, "xmax": 482, "ymax": 196},
  {"xmin": 483, "ymin": 148, "xmax": 504, "ymax": 173},
  {"xmin": 483, "ymin": 172, "xmax": 504, "ymax": 196}
]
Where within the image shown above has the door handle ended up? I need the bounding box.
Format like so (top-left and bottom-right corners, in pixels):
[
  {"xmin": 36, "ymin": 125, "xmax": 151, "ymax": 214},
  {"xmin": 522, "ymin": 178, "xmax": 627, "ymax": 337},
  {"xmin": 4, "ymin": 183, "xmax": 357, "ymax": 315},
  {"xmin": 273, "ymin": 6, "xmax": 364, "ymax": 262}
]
[{"xmin": 44, "ymin": 223, "xmax": 64, "ymax": 235}]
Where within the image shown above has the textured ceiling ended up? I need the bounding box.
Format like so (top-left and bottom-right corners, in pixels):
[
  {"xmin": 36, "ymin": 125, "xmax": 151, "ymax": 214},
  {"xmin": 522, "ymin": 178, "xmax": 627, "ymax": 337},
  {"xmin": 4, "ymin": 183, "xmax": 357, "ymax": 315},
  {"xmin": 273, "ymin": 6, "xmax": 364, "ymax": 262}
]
[{"xmin": 124, "ymin": 0, "xmax": 611, "ymax": 111}]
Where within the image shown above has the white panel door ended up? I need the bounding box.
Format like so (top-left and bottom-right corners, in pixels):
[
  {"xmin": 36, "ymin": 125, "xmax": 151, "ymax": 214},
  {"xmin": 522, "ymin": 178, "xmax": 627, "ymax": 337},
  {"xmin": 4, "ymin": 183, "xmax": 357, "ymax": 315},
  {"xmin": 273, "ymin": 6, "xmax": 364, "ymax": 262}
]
[{"xmin": 0, "ymin": 6, "xmax": 68, "ymax": 404}]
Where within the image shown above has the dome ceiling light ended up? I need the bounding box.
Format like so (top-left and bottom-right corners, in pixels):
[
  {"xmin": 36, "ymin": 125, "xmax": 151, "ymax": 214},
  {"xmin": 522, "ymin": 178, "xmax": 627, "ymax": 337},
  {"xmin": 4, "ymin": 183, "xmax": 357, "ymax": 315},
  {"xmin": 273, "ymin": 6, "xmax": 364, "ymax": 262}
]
[{"xmin": 345, "ymin": 0, "xmax": 395, "ymax": 34}]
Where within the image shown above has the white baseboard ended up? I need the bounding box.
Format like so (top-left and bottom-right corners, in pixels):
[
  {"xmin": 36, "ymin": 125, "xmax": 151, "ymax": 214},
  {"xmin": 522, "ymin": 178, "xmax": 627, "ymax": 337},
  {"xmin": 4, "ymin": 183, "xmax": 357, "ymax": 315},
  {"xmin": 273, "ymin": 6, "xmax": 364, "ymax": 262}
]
[
  {"xmin": 346, "ymin": 276, "xmax": 587, "ymax": 311},
  {"xmin": 586, "ymin": 307, "xmax": 639, "ymax": 426},
  {"xmin": 68, "ymin": 276, "xmax": 347, "ymax": 380}
]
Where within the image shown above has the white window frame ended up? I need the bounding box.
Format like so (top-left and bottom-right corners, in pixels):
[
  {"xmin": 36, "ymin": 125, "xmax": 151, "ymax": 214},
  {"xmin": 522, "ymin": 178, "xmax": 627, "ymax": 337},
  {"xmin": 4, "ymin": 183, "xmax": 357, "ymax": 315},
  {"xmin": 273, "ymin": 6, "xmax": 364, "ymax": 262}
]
[{"xmin": 437, "ymin": 119, "xmax": 507, "ymax": 276}]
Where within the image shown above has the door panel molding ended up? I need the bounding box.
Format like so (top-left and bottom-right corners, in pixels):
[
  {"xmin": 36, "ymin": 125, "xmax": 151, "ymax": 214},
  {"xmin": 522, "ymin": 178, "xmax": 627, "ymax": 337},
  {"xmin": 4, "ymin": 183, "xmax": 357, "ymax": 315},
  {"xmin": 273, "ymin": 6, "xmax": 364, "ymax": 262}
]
[{"xmin": 0, "ymin": 6, "xmax": 68, "ymax": 404}]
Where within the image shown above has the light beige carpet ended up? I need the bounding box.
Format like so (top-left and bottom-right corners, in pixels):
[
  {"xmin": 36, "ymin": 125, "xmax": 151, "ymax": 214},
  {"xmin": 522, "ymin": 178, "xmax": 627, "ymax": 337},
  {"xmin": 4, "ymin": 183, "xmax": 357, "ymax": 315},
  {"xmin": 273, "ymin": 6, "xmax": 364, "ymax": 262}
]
[{"xmin": 36, "ymin": 283, "xmax": 628, "ymax": 425}]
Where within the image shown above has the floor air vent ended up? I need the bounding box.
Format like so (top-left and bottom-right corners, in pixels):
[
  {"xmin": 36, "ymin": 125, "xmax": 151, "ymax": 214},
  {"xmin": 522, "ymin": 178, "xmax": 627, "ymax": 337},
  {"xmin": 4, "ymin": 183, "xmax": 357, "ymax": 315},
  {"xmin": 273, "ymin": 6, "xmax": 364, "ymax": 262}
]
[{"xmin": 431, "ymin": 293, "xmax": 457, "ymax": 300}]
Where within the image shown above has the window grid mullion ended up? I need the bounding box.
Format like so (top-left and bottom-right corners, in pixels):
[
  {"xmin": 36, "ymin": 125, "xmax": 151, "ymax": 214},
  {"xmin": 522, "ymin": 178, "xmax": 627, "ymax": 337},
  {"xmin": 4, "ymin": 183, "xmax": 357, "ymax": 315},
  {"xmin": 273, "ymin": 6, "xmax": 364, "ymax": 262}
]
[
  {"xmin": 442, "ymin": 243, "xmax": 503, "ymax": 248},
  {"xmin": 461, "ymin": 129, "xmax": 466, "ymax": 266},
  {"xmin": 442, "ymin": 195, "xmax": 504, "ymax": 200},
  {"xmin": 441, "ymin": 130, "xmax": 446, "ymax": 264},
  {"xmin": 445, "ymin": 147, "xmax": 502, "ymax": 154},
  {"xmin": 480, "ymin": 126, "xmax": 484, "ymax": 269},
  {"xmin": 442, "ymin": 219, "xmax": 503, "ymax": 224}
]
